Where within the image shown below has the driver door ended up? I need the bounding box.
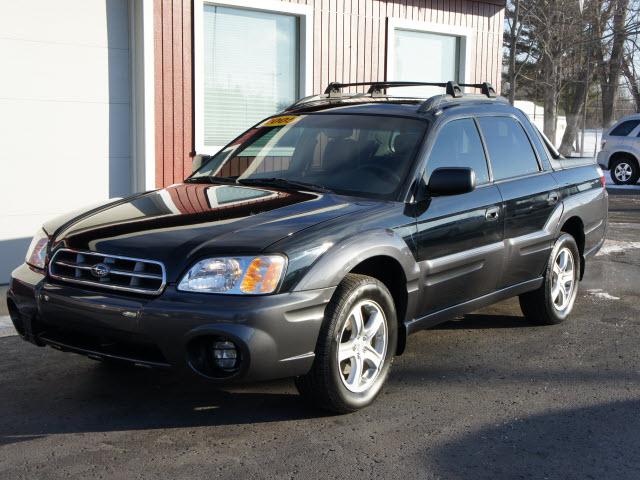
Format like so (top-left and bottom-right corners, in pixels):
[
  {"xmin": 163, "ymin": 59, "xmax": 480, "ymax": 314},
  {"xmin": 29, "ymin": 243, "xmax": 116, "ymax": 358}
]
[{"xmin": 412, "ymin": 117, "xmax": 505, "ymax": 316}]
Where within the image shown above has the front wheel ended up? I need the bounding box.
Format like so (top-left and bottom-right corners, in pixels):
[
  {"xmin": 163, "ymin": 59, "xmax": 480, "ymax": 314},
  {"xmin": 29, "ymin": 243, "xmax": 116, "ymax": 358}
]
[
  {"xmin": 519, "ymin": 233, "xmax": 580, "ymax": 325},
  {"xmin": 295, "ymin": 274, "xmax": 397, "ymax": 413}
]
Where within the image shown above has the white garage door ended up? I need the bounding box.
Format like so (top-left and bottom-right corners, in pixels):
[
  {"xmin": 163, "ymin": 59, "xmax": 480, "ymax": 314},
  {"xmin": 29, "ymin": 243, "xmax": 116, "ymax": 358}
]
[{"xmin": 0, "ymin": 0, "xmax": 133, "ymax": 282}]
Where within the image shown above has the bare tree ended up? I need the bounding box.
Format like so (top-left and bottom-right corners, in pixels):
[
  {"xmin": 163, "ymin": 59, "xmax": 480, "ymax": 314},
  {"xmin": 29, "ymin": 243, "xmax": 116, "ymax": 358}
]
[
  {"xmin": 504, "ymin": 0, "xmax": 536, "ymax": 104},
  {"xmin": 559, "ymin": 2, "xmax": 603, "ymax": 155},
  {"xmin": 623, "ymin": 54, "xmax": 640, "ymax": 110},
  {"xmin": 621, "ymin": 2, "xmax": 640, "ymax": 110},
  {"xmin": 503, "ymin": 0, "xmax": 537, "ymax": 104},
  {"xmin": 503, "ymin": 0, "xmax": 640, "ymax": 148},
  {"xmin": 534, "ymin": 0, "xmax": 583, "ymax": 144},
  {"xmin": 597, "ymin": 0, "xmax": 629, "ymax": 126}
]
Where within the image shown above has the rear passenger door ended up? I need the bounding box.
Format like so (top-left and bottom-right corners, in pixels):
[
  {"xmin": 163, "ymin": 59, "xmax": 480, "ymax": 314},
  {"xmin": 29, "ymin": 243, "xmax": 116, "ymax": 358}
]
[
  {"xmin": 476, "ymin": 115, "xmax": 560, "ymax": 289},
  {"xmin": 413, "ymin": 118, "xmax": 504, "ymax": 315}
]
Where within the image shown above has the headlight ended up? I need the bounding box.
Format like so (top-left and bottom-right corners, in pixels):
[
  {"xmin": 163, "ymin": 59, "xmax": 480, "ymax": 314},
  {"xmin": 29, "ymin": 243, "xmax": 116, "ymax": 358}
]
[
  {"xmin": 177, "ymin": 255, "xmax": 286, "ymax": 294},
  {"xmin": 25, "ymin": 228, "xmax": 49, "ymax": 270}
]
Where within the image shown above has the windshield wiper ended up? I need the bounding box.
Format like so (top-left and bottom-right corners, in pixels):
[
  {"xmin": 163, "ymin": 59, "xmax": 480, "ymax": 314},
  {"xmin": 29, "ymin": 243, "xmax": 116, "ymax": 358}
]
[
  {"xmin": 184, "ymin": 175, "xmax": 237, "ymax": 184},
  {"xmin": 238, "ymin": 178, "xmax": 331, "ymax": 193}
]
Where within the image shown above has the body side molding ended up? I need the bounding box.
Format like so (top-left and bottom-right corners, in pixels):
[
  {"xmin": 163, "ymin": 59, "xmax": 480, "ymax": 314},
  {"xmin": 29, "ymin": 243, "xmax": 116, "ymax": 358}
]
[{"xmin": 404, "ymin": 277, "xmax": 543, "ymax": 335}]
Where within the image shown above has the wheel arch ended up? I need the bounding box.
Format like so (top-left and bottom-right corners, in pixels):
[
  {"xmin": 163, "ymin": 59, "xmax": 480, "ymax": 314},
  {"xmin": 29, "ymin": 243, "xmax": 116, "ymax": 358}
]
[
  {"xmin": 292, "ymin": 230, "xmax": 421, "ymax": 355},
  {"xmin": 349, "ymin": 255, "xmax": 410, "ymax": 355},
  {"xmin": 609, "ymin": 150, "xmax": 640, "ymax": 173},
  {"xmin": 559, "ymin": 216, "xmax": 586, "ymax": 279}
]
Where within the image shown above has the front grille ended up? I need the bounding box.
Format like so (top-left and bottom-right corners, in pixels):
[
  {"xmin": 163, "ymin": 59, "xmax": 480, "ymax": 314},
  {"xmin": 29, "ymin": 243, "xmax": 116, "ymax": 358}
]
[{"xmin": 49, "ymin": 248, "xmax": 166, "ymax": 295}]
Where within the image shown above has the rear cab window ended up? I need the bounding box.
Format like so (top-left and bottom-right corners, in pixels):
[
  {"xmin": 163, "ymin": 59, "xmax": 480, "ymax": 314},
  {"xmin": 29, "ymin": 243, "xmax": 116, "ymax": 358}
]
[{"xmin": 477, "ymin": 116, "xmax": 540, "ymax": 180}]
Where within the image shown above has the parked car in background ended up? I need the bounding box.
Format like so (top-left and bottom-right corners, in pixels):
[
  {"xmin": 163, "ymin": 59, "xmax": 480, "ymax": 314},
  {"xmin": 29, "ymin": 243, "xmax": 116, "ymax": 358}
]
[
  {"xmin": 597, "ymin": 113, "xmax": 640, "ymax": 185},
  {"xmin": 7, "ymin": 81, "xmax": 608, "ymax": 413}
]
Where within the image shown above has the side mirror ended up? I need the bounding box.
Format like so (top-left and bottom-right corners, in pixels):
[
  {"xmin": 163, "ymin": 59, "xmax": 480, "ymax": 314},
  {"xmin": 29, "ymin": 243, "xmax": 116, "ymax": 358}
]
[{"xmin": 427, "ymin": 167, "xmax": 476, "ymax": 196}]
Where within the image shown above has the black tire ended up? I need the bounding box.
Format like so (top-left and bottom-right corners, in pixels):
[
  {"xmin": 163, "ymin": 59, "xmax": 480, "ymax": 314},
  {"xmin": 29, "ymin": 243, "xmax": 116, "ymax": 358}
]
[
  {"xmin": 295, "ymin": 273, "xmax": 397, "ymax": 413},
  {"xmin": 519, "ymin": 233, "xmax": 580, "ymax": 325},
  {"xmin": 610, "ymin": 156, "xmax": 640, "ymax": 185}
]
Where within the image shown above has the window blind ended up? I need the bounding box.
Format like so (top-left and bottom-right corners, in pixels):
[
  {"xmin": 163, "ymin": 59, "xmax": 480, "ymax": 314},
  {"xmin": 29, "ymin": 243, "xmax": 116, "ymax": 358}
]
[
  {"xmin": 393, "ymin": 29, "xmax": 460, "ymax": 98},
  {"xmin": 203, "ymin": 6, "xmax": 299, "ymax": 148}
]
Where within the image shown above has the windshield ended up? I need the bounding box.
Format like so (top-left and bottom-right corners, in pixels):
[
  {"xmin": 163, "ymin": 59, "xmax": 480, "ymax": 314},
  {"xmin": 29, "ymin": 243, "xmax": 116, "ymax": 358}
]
[{"xmin": 191, "ymin": 114, "xmax": 427, "ymax": 200}]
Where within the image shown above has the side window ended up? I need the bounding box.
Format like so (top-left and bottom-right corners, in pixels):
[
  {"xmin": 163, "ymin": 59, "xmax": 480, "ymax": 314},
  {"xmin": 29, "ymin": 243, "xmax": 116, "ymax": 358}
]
[
  {"xmin": 426, "ymin": 118, "xmax": 489, "ymax": 184},
  {"xmin": 478, "ymin": 116, "xmax": 539, "ymax": 180},
  {"xmin": 610, "ymin": 120, "xmax": 640, "ymax": 136}
]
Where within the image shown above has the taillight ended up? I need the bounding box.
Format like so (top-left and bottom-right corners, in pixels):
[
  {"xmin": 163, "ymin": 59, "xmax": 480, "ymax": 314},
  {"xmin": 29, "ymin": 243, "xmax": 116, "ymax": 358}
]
[
  {"xmin": 601, "ymin": 140, "xmax": 607, "ymax": 150},
  {"xmin": 596, "ymin": 166, "xmax": 606, "ymax": 188}
]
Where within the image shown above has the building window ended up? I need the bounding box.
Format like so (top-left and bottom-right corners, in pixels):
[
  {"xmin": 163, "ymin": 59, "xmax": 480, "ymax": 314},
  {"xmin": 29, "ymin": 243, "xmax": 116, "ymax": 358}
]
[
  {"xmin": 196, "ymin": 1, "xmax": 313, "ymax": 154},
  {"xmin": 395, "ymin": 30, "xmax": 459, "ymax": 89},
  {"xmin": 387, "ymin": 19, "xmax": 472, "ymax": 98}
]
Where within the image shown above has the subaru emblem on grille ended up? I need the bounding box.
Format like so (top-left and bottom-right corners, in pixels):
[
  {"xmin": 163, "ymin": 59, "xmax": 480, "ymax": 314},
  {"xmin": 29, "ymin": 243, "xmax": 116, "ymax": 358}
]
[{"xmin": 91, "ymin": 263, "xmax": 111, "ymax": 278}]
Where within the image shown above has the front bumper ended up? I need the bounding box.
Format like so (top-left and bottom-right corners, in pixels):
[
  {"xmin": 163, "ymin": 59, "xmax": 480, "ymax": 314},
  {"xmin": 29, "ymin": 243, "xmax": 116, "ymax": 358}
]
[{"xmin": 6, "ymin": 263, "xmax": 335, "ymax": 382}]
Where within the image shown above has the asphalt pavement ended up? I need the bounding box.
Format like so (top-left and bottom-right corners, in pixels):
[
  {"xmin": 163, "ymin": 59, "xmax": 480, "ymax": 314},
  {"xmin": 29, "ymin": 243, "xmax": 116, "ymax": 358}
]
[{"xmin": 1, "ymin": 189, "xmax": 639, "ymax": 479}]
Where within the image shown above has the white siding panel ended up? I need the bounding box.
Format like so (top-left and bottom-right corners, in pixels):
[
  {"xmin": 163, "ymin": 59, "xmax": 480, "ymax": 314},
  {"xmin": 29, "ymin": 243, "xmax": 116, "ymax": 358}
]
[
  {"xmin": 0, "ymin": 0, "xmax": 129, "ymax": 49},
  {"xmin": 0, "ymin": 39, "xmax": 130, "ymax": 103},
  {"xmin": 0, "ymin": 0, "xmax": 132, "ymax": 282}
]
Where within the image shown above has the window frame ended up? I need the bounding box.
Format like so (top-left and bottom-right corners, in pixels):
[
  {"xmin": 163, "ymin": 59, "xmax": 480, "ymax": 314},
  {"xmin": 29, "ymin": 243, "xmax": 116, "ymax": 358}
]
[
  {"xmin": 194, "ymin": 0, "xmax": 313, "ymax": 155},
  {"xmin": 386, "ymin": 18, "xmax": 474, "ymax": 85}
]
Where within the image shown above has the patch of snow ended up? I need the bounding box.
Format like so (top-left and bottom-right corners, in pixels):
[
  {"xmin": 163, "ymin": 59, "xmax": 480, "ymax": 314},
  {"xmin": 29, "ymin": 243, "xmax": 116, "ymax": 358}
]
[
  {"xmin": 0, "ymin": 315, "xmax": 17, "ymax": 338},
  {"xmin": 587, "ymin": 290, "xmax": 621, "ymax": 301},
  {"xmin": 596, "ymin": 240, "xmax": 640, "ymax": 256}
]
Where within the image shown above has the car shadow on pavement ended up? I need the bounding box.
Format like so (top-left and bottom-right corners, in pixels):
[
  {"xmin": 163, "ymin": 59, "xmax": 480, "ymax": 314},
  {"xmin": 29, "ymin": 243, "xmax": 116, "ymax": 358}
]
[
  {"xmin": 436, "ymin": 313, "xmax": 539, "ymax": 330},
  {"xmin": 0, "ymin": 338, "xmax": 329, "ymax": 446},
  {"xmin": 429, "ymin": 399, "xmax": 640, "ymax": 479}
]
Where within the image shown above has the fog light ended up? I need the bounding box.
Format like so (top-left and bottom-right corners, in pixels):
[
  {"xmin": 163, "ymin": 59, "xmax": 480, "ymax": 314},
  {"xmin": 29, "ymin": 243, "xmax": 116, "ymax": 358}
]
[{"xmin": 212, "ymin": 341, "xmax": 238, "ymax": 371}]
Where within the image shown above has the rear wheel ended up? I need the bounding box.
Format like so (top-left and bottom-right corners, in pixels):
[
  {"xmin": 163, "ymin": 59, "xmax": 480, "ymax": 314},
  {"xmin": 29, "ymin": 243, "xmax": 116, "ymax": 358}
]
[
  {"xmin": 610, "ymin": 157, "xmax": 639, "ymax": 185},
  {"xmin": 295, "ymin": 274, "xmax": 397, "ymax": 413},
  {"xmin": 519, "ymin": 233, "xmax": 580, "ymax": 325}
]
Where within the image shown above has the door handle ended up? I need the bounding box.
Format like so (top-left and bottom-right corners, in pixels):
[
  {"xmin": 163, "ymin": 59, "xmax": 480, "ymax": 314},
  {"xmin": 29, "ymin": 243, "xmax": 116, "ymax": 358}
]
[
  {"xmin": 548, "ymin": 192, "xmax": 560, "ymax": 205},
  {"xmin": 485, "ymin": 206, "xmax": 500, "ymax": 221}
]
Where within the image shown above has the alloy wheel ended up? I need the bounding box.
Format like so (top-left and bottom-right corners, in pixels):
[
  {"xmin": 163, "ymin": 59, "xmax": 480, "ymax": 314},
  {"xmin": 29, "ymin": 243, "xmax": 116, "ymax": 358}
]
[
  {"xmin": 336, "ymin": 300, "xmax": 388, "ymax": 393},
  {"xmin": 614, "ymin": 162, "xmax": 633, "ymax": 182},
  {"xmin": 551, "ymin": 247, "xmax": 576, "ymax": 311}
]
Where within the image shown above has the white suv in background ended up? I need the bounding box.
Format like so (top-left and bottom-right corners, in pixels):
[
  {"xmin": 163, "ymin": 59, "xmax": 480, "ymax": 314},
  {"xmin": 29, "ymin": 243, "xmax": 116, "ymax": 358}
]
[{"xmin": 597, "ymin": 114, "xmax": 640, "ymax": 185}]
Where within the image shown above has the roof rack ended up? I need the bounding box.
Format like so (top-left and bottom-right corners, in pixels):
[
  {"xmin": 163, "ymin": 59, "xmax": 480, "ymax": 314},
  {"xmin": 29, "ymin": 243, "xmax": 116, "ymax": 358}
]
[
  {"xmin": 284, "ymin": 80, "xmax": 500, "ymax": 112},
  {"xmin": 324, "ymin": 81, "xmax": 496, "ymax": 98},
  {"xmin": 324, "ymin": 81, "xmax": 458, "ymax": 98}
]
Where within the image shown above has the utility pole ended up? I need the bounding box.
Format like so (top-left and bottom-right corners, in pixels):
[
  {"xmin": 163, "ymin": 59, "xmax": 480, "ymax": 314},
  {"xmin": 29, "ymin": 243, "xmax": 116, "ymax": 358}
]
[{"xmin": 508, "ymin": 0, "xmax": 520, "ymax": 105}]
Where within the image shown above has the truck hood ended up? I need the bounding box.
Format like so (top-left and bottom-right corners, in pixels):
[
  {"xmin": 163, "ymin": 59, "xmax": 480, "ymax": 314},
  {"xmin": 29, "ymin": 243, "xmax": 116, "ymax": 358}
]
[{"xmin": 46, "ymin": 183, "xmax": 375, "ymax": 280}]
